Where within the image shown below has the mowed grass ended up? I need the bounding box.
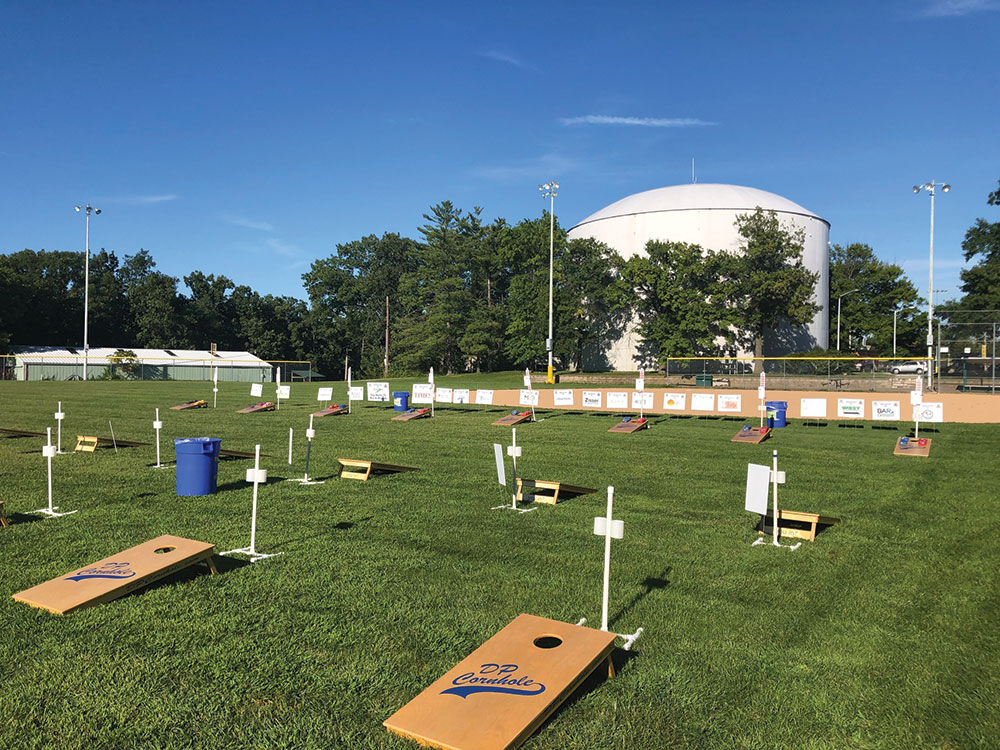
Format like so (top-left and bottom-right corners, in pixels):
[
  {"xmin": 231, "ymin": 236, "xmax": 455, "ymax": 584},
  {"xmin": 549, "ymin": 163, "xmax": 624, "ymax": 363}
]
[{"xmin": 1, "ymin": 377, "xmax": 998, "ymax": 749}]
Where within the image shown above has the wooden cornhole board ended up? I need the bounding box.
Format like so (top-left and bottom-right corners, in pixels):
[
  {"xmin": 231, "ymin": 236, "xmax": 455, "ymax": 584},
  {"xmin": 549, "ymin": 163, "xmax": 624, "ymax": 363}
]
[
  {"xmin": 170, "ymin": 400, "xmax": 207, "ymax": 410},
  {"xmin": 392, "ymin": 408, "xmax": 431, "ymax": 422},
  {"xmin": 0, "ymin": 500, "xmax": 8, "ymax": 528},
  {"xmin": 758, "ymin": 509, "xmax": 840, "ymax": 542},
  {"xmin": 0, "ymin": 427, "xmax": 47, "ymax": 439},
  {"xmin": 516, "ymin": 479, "xmax": 596, "ymax": 505},
  {"xmin": 12, "ymin": 535, "xmax": 217, "ymax": 615},
  {"xmin": 311, "ymin": 404, "xmax": 349, "ymax": 418},
  {"xmin": 385, "ymin": 613, "xmax": 616, "ymax": 750},
  {"xmin": 894, "ymin": 437, "xmax": 932, "ymax": 457},
  {"xmin": 236, "ymin": 402, "xmax": 275, "ymax": 414},
  {"xmin": 608, "ymin": 417, "xmax": 647, "ymax": 433},
  {"xmin": 337, "ymin": 459, "xmax": 419, "ymax": 481},
  {"xmin": 75, "ymin": 435, "xmax": 99, "ymax": 452},
  {"xmin": 731, "ymin": 426, "xmax": 770, "ymax": 444},
  {"xmin": 493, "ymin": 411, "xmax": 532, "ymax": 427}
]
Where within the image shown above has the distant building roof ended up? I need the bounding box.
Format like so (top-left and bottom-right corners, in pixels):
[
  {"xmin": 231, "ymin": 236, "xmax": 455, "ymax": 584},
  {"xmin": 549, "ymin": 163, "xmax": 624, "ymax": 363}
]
[{"xmin": 11, "ymin": 346, "xmax": 272, "ymax": 367}]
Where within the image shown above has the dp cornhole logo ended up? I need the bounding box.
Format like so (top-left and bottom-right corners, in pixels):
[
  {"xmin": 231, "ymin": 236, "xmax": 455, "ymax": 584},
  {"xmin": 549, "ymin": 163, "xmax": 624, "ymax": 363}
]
[
  {"xmin": 441, "ymin": 663, "xmax": 546, "ymax": 698},
  {"xmin": 65, "ymin": 562, "xmax": 136, "ymax": 582}
]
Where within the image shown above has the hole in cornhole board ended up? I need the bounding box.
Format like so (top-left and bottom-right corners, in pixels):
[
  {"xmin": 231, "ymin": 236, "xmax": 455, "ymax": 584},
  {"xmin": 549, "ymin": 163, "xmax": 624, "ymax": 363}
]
[
  {"xmin": 154, "ymin": 546, "xmax": 175, "ymax": 554},
  {"xmin": 533, "ymin": 635, "xmax": 562, "ymax": 649}
]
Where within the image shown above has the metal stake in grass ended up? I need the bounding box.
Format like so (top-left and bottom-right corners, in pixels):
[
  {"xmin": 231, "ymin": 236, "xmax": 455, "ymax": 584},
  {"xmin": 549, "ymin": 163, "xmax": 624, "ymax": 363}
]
[
  {"xmin": 33, "ymin": 427, "xmax": 77, "ymax": 519},
  {"xmin": 292, "ymin": 414, "xmax": 324, "ymax": 485},
  {"xmin": 152, "ymin": 408, "xmax": 168, "ymax": 469},
  {"xmin": 288, "ymin": 427, "xmax": 293, "ymax": 465},
  {"xmin": 223, "ymin": 444, "xmax": 283, "ymax": 563},
  {"xmin": 490, "ymin": 427, "xmax": 536, "ymax": 513},
  {"xmin": 54, "ymin": 401, "xmax": 67, "ymax": 454},
  {"xmin": 108, "ymin": 420, "xmax": 118, "ymax": 455},
  {"xmin": 212, "ymin": 365, "xmax": 218, "ymax": 408}
]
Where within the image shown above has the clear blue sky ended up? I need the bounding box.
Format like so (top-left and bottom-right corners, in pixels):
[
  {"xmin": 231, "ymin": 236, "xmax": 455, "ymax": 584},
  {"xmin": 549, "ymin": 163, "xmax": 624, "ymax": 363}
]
[{"xmin": 2, "ymin": 0, "xmax": 997, "ymax": 306}]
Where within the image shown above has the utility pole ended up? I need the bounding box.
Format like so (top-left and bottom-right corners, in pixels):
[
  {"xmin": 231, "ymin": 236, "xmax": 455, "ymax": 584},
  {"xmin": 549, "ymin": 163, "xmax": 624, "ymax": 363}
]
[{"xmin": 384, "ymin": 296, "xmax": 389, "ymax": 377}]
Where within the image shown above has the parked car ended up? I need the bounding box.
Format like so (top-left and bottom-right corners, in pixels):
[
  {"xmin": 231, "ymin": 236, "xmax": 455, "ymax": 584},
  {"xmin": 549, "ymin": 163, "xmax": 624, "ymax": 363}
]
[{"xmin": 889, "ymin": 361, "xmax": 926, "ymax": 374}]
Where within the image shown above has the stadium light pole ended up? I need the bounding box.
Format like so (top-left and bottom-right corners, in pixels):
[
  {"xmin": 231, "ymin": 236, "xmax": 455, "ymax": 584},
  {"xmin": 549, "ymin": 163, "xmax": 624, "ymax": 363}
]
[
  {"xmin": 913, "ymin": 181, "xmax": 949, "ymax": 388},
  {"xmin": 539, "ymin": 181, "xmax": 559, "ymax": 384},
  {"xmin": 836, "ymin": 288, "xmax": 859, "ymax": 351},
  {"xmin": 75, "ymin": 204, "xmax": 101, "ymax": 380},
  {"xmin": 892, "ymin": 304, "xmax": 918, "ymax": 358}
]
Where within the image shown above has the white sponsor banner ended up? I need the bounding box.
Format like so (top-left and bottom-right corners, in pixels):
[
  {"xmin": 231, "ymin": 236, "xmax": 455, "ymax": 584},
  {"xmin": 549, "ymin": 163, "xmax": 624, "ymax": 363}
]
[
  {"xmin": 453, "ymin": 388, "xmax": 470, "ymax": 404},
  {"xmin": 474, "ymin": 389, "xmax": 494, "ymax": 405},
  {"xmin": 662, "ymin": 392, "xmax": 686, "ymax": 411},
  {"xmin": 718, "ymin": 394, "xmax": 742, "ymax": 413},
  {"xmin": 435, "ymin": 387, "xmax": 453, "ymax": 403},
  {"xmin": 367, "ymin": 382, "xmax": 390, "ymax": 402},
  {"xmin": 800, "ymin": 398, "xmax": 827, "ymax": 418},
  {"xmin": 872, "ymin": 400, "xmax": 901, "ymax": 421},
  {"xmin": 348, "ymin": 386, "xmax": 364, "ymax": 401},
  {"xmin": 837, "ymin": 398, "xmax": 865, "ymax": 419},
  {"xmin": 250, "ymin": 383, "xmax": 263, "ymax": 398},
  {"xmin": 519, "ymin": 389, "xmax": 539, "ymax": 406},
  {"xmin": 910, "ymin": 390, "xmax": 923, "ymax": 406},
  {"xmin": 630, "ymin": 392, "xmax": 654, "ymax": 410},
  {"xmin": 276, "ymin": 385, "xmax": 290, "ymax": 399},
  {"xmin": 606, "ymin": 392, "xmax": 628, "ymax": 409},
  {"xmin": 913, "ymin": 402, "xmax": 944, "ymax": 423},
  {"xmin": 411, "ymin": 383, "xmax": 434, "ymax": 404},
  {"xmin": 553, "ymin": 389, "xmax": 575, "ymax": 407},
  {"xmin": 582, "ymin": 390, "xmax": 602, "ymax": 408},
  {"xmin": 691, "ymin": 393, "xmax": 715, "ymax": 411},
  {"xmin": 317, "ymin": 387, "xmax": 333, "ymax": 402}
]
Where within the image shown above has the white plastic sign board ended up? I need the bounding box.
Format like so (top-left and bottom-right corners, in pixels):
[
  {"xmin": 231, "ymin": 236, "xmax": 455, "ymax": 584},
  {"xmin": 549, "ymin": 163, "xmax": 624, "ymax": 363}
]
[
  {"xmin": 493, "ymin": 443, "xmax": 506, "ymax": 486},
  {"xmin": 519, "ymin": 389, "xmax": 539, "ymax": 407},
  {"xmin": 837, "ymin": 398, "xmax": 865, "ymax": 419},
  {"xmin": 582, "ymin": 390, "xmax": 602, "ymax": 408},
  {"xmin": 630, "ymin": 392, "xmax": 654, "ymax": 410},
  {"xmin": 872, "ymin": 400, "xmax": 901, "ymax": 421},
  {"xmin": 317, "ymin": 387, "xmax": 333, "ymax": 402},
  {"xmin": 276, "ymin": 385, "xmax": 290, "ymax": 399},
  {"xmin": 606, "ymin": 392, "xmax": 628, "ymax": 409},
  {"xmin": 411, "ymin": 384, "xmax": 434, "ymax": 404},
  {"xmin": 348, "ymin": 386, "xmax": 364, "ymax": 401},
  {"xmin": 250, "ymin": 383, "xmax": 263, "ymax": 398},
  {"xmin": 435, "ymin": 387, "xmax": 453, "ymax": 403},
  {"xmin": 745, "ymin": 463, "xmax": 771, "ymax": 514},
  {"xmin": 757, "ymin": 386, "xmax": 766, "ymax": 400},
  {"xmin": 553, "ymin": 389, "xmax": 575, "ymax": 407},
  {"xmin": 453, "ymin": 389, "xmax": 470, "ymax": 404},
  {"xmin": 663, "ymin": 392, "xmax": 686, "ymax": 411},
  {"xmin": 691, "ymin": 393, "xmax": 715, "ymax": 411},
  {"xmin": 367, "ymin": 382, "xmax": 390, "ymax": 402},
  {"xmin": 800, "ymin": 398, "xmax": 827, "ymax": 418},
  {"xmin": 718, "ymin": 394, "xmax": 742, "ymax": 413},
  {"xmin": 593, "ymin": 516, "xmax": 624, "ymax": 539},
  {"xmin": 428, "ymin": 367, "xmax": 434, "ymax": 384},
  {"xmin": 523, "ymin": 370, "xmax": 531, "ymax": 388},
  {"xmin": 634, "ymin": 377, "xmax": 644, "ymax": 392},
  {"xmin": 913, "ymin": 402, "xmax": 944, "ymax": 423},
  {"xmin": 474, "ymin": 389, "xmax": 494, "ymax": 405},
  {"xmin": 910, "ymin": 390, "xmax": 923, "ymax": 406}
]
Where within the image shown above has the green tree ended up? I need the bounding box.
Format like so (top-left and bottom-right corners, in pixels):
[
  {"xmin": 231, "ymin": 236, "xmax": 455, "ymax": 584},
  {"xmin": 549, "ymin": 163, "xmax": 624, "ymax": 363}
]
[
  {"xmin": 184, "ymin": 271, "xmax": 237, "ymax": 349},
  {"xmin": 955, "ymin": 180, "xmax": 1000, "ymax": 312}
]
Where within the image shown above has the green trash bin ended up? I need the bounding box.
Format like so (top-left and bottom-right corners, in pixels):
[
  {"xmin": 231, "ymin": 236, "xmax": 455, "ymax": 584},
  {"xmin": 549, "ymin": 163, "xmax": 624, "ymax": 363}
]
[{"xmin": 695, "ymin": 374, "xmax": 713, "ymax": 387}]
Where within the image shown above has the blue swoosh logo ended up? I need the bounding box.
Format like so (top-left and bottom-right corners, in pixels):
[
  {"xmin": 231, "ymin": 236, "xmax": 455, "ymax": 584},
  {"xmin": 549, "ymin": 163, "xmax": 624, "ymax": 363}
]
[
  {"xmin": 65, "ymin": 572, "xmax": 136, "ymax": 582},
  {"xmin": 441, "ymin": 683, "xmax": 546, "ymax": 699}
]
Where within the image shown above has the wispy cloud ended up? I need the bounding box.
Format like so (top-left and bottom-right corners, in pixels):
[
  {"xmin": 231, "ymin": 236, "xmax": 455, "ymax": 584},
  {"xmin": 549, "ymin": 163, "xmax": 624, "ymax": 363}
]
[
  {"xmin": 478, "ymin": 49, "xmax": 533, "ymax": 70},
  {"xmin": 474, "ymin": 153, "xmax": 581, "ymax": 182},
  {"xmin": 98, "ymin": 194, "xmax": 178, "ymax": 205},
  {"xmin": 560, "ymin": 115, "xmax": 718, "ymax": 128},
  {"xmin": 221, "ymin": 212, "xmax": 275, "ymax": 232},
  {"xmin": 920, "ymin": 0, "xmax": 1000, "ymax": 16},
  {"xmin": 266, "ymin": 238, "xmax": 300, "ymax": 258}
]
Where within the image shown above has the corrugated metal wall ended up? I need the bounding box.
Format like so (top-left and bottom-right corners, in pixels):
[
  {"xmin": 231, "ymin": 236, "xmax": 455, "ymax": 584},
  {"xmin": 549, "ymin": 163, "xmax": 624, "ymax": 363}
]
[{"xmin": 15, "ymin": 361, "xmax": 273, "ymax": 382}]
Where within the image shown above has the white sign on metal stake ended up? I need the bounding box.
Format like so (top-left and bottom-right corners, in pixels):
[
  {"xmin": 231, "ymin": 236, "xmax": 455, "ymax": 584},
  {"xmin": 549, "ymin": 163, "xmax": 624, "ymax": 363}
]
[
  {"xmin": 250, "ymin": 383, "xmax": 263, "ymax": 398},
  {"xmin": 348, "ymin": 367, "xmax": 353, "ymax": 414},
  {"xmin": 213, "ymin": 366, "xmax": 218, "ymax": 408},
  {"xmin": 287, "ymin": 428, "xmax": 293, "ymax": 465},
  {"xmin": 152, "ymin": 408, "xmax": 166, "ymax": 469},
  {"xmin": 33, "ymin": 427, "xmax": 76, "ymax": 518},
  {"xmin": 750, "ymin": 450, "xmax": 798, "ymax": 550},
  {"xmin": 493, "ymin": 443, "xmax": 506, "ymax": 487},
  {"xmin": 293, "ymin": 413, "xmax": 323, "ymax": 485},
  {"xmin": 54, "ymin": 401, "xmax": 66, "ymax": 454},
  {"xmin": 491, "ymin": 428, "xmax": 534, "ymax": 513},
  {"xmin": 224, "ymin": 444, "xmax": 282, "ymax": 562}
]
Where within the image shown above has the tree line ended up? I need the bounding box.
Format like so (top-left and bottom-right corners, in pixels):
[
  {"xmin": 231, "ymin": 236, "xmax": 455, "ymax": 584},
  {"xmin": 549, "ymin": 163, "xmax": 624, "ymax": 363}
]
[{"xmin": 3, "ymin": 182, "xmax": 997, "ymax": 376}]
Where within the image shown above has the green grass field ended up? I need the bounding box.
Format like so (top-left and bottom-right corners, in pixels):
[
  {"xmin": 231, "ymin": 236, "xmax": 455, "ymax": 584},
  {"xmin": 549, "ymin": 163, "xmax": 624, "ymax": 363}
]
[{"xmin": 1, "ymin": 377, "xmax": 998, "ymax": 749}]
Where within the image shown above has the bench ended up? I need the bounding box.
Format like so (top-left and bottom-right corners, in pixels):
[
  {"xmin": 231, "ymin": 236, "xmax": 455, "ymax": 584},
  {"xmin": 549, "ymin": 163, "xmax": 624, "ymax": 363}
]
[{"xmin": 759, "ymin": 509, "xmax": 840, "ymax": 542}]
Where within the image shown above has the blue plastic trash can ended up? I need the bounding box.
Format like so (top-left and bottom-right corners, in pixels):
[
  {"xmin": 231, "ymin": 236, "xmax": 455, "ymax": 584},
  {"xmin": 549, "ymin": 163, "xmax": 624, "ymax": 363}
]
[
  {"xmin": 174, "ymin": 437, "xmax": 222, "ymax": 496},
  {"xmin": 392, "ymin": 391, "xmax": 410, "ymax": 412},
  {"xmin": 765, "ymin": 401, "xmax": 788, "ymax": 429}
]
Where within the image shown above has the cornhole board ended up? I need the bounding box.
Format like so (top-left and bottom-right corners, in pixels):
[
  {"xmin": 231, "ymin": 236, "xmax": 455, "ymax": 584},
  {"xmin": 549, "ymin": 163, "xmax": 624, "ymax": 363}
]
[
  {"xmin": 516, "ymin": 479, "xmax": 597, "ymax": 505},
  {"xmin": 12, "ymin": 535, "xmax": 217, "ymax": 615},
  {"xmin": 169, "ymin": 400, "xmax": 208, "ymax": 410},
  {"xmin": 219, "ymin": 447, "xmax": 270, "ymax": 460},
  {"xmin": 385, "ymin": 613, "xmax": 616, "ymax": 750},
  {"xmin": 0, "ymin": 500, "xmax": 7, "ymax": 528},
  {"xmin": 392, "ymin": 408, "xmax": 431, "ymax": 422},
  {"xmin": 237, "ymin": 402, "xmax": 275, "ymax": 414},
  {"xmin": 311, "ymin": 404, "xmax": 349, "ymax": 418},
  {"xmin": 608, "ymin": 417, "xmax": 647, "ymax": 433},
  {"xmin": 493, "ymin": 411, "xmax": 532, "ymax": 426},
  {"xmin": 0, "ymin": 427, "xmax": 47, "ymax": 439},
  {"xmin": 74, "ymin": 435, "xmax": 151, "ymax": 452},
  {"xmin": 894, "ymin": 437, "xmax": 932, "ymax": 457},
  {"xmin": 337, "ymin": 459, "xmax": 420, "ymax": 481},
  {"xmin": 758, "ymin": 509, "xmax": 840, "ymax": 542},
  {"xmin": 75, "ymin": 435, "xmax": 99, "ymax": 452},
  {"xmin": 731, "ymin": 426, "xmax": 770, "ymax": 444}
]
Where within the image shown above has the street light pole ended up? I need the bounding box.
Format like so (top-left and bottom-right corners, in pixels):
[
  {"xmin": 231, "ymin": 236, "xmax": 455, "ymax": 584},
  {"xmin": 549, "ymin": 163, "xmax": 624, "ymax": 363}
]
[
  {"xmin": 836, "ymin": 288, "xmax": 859, "ymax": 351},
  {"xmin": 539, "ymin": 181, "xmax": 559, "ymax": 384},
  {"xmin": 913, "ymin": 181, "xmax": 949, "ymax": 388},
  {"xmin": 75, "ymin": 204, "xmax": 101, "ymax": 380}
]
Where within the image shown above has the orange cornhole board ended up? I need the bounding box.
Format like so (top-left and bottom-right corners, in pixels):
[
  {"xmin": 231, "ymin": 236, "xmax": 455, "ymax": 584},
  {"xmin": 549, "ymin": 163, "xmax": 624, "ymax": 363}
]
[
  {"xmin": 170, "ymin": 399, "xmax": 207, "ymax": 410},
  {"xmin": 493, "ymin": 411, "xmax": 532, "ymax": 427},
  {"xmin": 385, "ymin": 613, "xmax": 617, "ymax": 750},
  {"xmin": 75, "ymin": 435, "xmax": 99, "ymax": 452},
  {"xmin": 0, "ymin": 500, "xmax": 8, "ymax": 528},
  {"xmin": 392, "ymin": 408, "xmax": 431, "ymax": 422},
  {"xmin": 237, "ymin": 402, "xmax": 275, "ymax": 414},
  {"xmin": 312, "ymin": 404, "xmax": 348, "ymax": 418},
  {"xmin": 337, "ymin": 459, "xmax": 420, "ymax": 481},
  {"xmin": 608, "ymin": 417, "xmax": 647, "ymax": 433},
  {"xmin": 731, "ymin": 426, "xmax": 770, "ymax": 444},
  {"xmin": 894, "ymin": 436, "xmax": 932, "ymax": 457},
  {"xmin": 516, "ymin": 479, "xmax": 597, "ymax": 506},
  {"xmin": 12, "ymin": 535, "xmax": 217, "ymax": 615}
]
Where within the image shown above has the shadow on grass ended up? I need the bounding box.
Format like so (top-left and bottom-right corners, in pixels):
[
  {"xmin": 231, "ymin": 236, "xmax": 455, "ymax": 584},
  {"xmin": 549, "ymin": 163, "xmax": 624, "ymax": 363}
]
[
  {"xmin": 610, "ymin": 566, "xmax": 671, "ymax": 629},
  {"xmin": 284, "ymin": 515, "xmax": 374, "ymax": 546},
  {"xmin": 119, "ymin": 553, "xmax": 250, "ymax": 603},
  {"xmin": 6, "ymin": 512, "xmax": 44, "ymax": 526},
  {"xmin": 215, "ymin": 475, "xmax": 288, "ymax": 493}
]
